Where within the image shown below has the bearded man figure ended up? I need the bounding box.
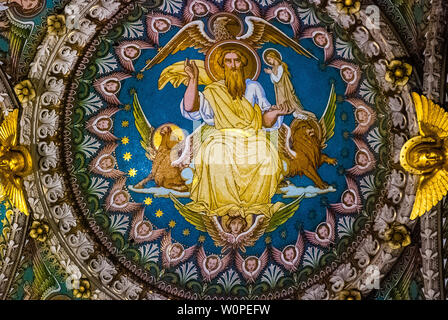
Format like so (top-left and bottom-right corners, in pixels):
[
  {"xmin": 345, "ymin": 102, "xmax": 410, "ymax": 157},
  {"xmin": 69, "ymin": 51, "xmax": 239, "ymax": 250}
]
[{"xmin": 181, "ymin": 48, "xmax": 290, "ymax": 220}]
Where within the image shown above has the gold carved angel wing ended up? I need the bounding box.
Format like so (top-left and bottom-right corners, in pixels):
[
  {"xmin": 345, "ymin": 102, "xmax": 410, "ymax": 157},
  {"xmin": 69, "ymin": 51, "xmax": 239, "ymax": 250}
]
[
  {"xmin": 0, "ymin": 109, "xmax": 31, "ymax": 215},
  {"xmin": 407, "ymin": 93, "xmax": 448, "ymax": 220},
  {"xmin": 413, "ymin": 92, "xmax": 448, "ymax": 138}
]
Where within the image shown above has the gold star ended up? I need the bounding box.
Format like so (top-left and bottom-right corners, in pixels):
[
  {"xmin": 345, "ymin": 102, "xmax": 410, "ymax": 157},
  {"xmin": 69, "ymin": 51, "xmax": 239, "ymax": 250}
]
[
  {"xmin": 121, "ymin": 136, "xmax": 129, "ymax": 145},
  {"xmin": 124, "ymin": 104, "xmax": 131, "ymax": 111},
  {"xmin": 136, "ymin": 73, "xmax": 144, "ymax": 80},
  {"xmin": 168, "ymin": 220, "xmax": 176, "ymax": 228},
  {"xmin": 265, "ymin": 236, "xmax": 272, "ymax": 244},
  {"xmin": 145, "ymin": 58, "xmax": 152, "ymax": 65},
  {"xmin": 155, "ymin": 209, "xmax": 164, "ymax": 218},
  {"xmin": 121, "ymin": 120, "xmax": 129, "ymax": 128},
  {"xmin": 198, "ymin": 235, "xmax": 206, "ymax": 243},
  {"xmin": 123, "ymin": 152, "xmax": 132, "ymax": 161},
  {"xmin": 128, "ymin": 168, "xmax": 137, "ymax": 177},
  {"xmin": 183, "ymin": 228, "xmax": 190, "ymax": 236},
  {"xmin": 144, "ymin": 197, "xmax": 153, "ymax": 205}
]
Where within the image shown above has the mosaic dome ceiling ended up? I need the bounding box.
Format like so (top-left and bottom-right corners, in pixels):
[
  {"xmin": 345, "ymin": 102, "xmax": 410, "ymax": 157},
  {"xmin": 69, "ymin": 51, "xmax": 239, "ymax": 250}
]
[{"xmin": 0, "ymin": 0, "xmax": 447, "ymax": 301}]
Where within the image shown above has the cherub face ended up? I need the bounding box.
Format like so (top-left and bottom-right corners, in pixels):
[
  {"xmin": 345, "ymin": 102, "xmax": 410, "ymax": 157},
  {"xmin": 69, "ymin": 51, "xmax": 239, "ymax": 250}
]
[
  {"xmin": 245, "ymin": 258, "xmax": 258, "ymax": 272},
  {"xmin": 124, "ymin": 46, "xmax": 140, "ymax": 60},
  {"xmin": 235, "ymin": 0, "xmax": 249, "ymax": 11},
  {"xmin": 357, "ymin": 151, "xmax": 369, "ymax": 167},
  {"xmin": 206, "ymin": 256, "xmax": 219, "ymax": 271},
  {"xmin": 342, "ymin": 67, "xmax": 355, "ymax": 82},
  {"xmin": 317, "ymin": 224, "xmax": 330, "ymax": 240},
  {"xmin": 96, "ymin": 118, "xmax": 112, "ymax": 131},
  {"xmin": 283, "ymin": 246, "xmax": 296, "ymax": 262},
  {"xmin": 314, "ymin": 33, "xmax": 328, "ymax": 47},
  {"xmin": 104, "ymin": 80, "xmax": 120, "ymax": 94},
  {"xmin": 169, "ymin": 244, "xmax": 183, "ymax": 259},
  {"xmin": 137, "ymin": 222, "xmax": 151, "ymax": 236},
  {"xmin": 113, "ymin": 191, "xmax": 128, "ymax": 206},
  {"xmin": 99, "ymin": 156, "xmax": 114, "ymax": 170},
  {"xmin": 277, "ymin": 9, "xmax": 291, "ymax": 23},
  {"xmin": 193, "ymin": 2, "xmax": 207, "ymax": 16},
  {"xmin": 356, "ymin": 109, "xmax": 369, "ymax": 123},
  {"xmin": 343, "ymin": 191, "xmax": 355, "ymax": 206},
  {"xmin": 154, "ymin": 19, "xmax": 170, "ymax": 32}
]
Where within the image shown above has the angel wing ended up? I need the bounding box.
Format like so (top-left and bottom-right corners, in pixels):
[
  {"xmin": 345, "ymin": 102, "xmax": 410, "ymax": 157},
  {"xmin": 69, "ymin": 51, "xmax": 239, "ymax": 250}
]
[
  {"xmin": 318, "ymin": 83, "xmax": 337, "ymax": 148},
  {"xmin": 179, "ymin": 245, "xmax": 196, "ymax": 263},
  {"xmin": 130, "ymin": 208, "xmax": 166, "ymax": 244},
  {"xmin": 300, "ymin": 27, "xmax": 334, "ymax": 62},
  {"xmin": 169, "ymin": 193, "xmax": 207, "ymax": 232},
  {"xmin": 272, "ymin": 232, "xmax": 304, "ymax": 272},
  {"xmin": 183, "ymin": 0, "xmax": 219, "ymax": 23},
  {"xmin": 346, "ymin": 98, "xmax": 376, "ymax": 135},
  {"xmin": 0, "ymin": 110, "xmax": 29, "ymax": 215},
  {"xmin": 141, "ymin": 20, "xmax": 215, "ymax": 72},
  {"xmin": 265, "ymin": 1, "xmax": 300, "ymax": 37},
  {"xmin": 0, "ymin": 108, "xmax": 18, "ymax": 147},
  {"xmin": 29, "ymin": 242, "xmax": 61, "ymax": 299},
  {"xmin": 88, "ymin": 143, "xmax": 125, "ymax": 179},
  {"xmin": 161, "ymin": 230, "xmax": 173, "ymax": 268},
  {"xmin": 238, "ymin": 16, "xmax": 316, "ymax": 59},
  {"xmin": 266, "ymin": 194, "xmax": 304, "ymax": 233},
  {"xmin": 224, "ymin": 0, "xmax": 261, "ymax": 16},
  {"xmin": 115, "ymin": 40, "xmax": 153, "ymax": 72},
  {"xmin": 330, "ymin": 176, "xmax": 362, "ymax": 214},
  {"xmin": 411, "ymin": 169, "xmax": 448, "ymax": 220},
  {"xmin": 93, "ymin": 72, "xmax": 131, "ymax": 105},
  {"xmin": 133, "ymin": 93, "xmax": 157, "ymax": 161},
  {"xmin": 347, "ymin": 138, "xmax": 376, "ymax": 176},
  {"xmin": 104, "ymin": 177, "xmax": 141, "ymax": 213},
  {"xmin": 158, "ymin": 60, "xmax": 213, "ymax": 90},
  {"xmin": 329, "ymin": 60, "xmax": 361, "ymax": 96},
  {"xmin": 412, "ymin": 92, "xmax": 448, "ymax": 138},
  {"xmin": 304, "ymin": 209, "xmax": 335, "ymax": 247},
  {"xmin": 0, "ymin": 176, "xmax": 28, "ymax": 215},
  {"xmin": 6, "ymin": 12, "xmax": 33, "ymax": 80},
  {"xmin": 278, "ymin": 123, "xmax": 296, "ymax": 160},
  {"xmin": 86, "ymin": 107, "xmax": 120, "ymax": 141},
  {"xmin": 146, "ymin": 13, "xmax": 183, "ymax": 46}
]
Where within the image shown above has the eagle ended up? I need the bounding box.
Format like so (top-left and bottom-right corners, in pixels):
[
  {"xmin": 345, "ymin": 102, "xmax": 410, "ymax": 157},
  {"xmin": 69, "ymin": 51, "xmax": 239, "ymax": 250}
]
[{"xmin": 141, "ymin": 13, "xmax": 316, "ymax": 72}]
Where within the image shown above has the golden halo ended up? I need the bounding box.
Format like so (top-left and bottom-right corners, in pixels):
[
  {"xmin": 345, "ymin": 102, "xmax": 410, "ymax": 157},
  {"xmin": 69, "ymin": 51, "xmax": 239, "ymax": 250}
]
[
  {"xmin": 153, "ymin": 123, "xmax": 186, "ymax": 150},
  {"xmin": 262, "ymin": 48, "xmax": 282, "ymax": 67},
  {"xmin": 205, "ymin": 40, "xmax": 261, "ymax": 82}
]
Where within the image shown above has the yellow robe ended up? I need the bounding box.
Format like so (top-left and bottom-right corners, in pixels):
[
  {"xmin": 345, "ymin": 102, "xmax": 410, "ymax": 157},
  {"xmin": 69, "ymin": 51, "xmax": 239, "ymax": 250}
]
[{"xmin": 186, "ymin": 81, "xmax": 283, "ymax": 218}]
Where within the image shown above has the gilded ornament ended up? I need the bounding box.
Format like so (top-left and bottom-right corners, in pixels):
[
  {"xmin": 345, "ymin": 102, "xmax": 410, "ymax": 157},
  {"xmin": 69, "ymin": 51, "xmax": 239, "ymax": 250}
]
[
  {"xmin": 400, "ymin": 93, "xmax": 448, "ymax": 219},
  {"xmin": 0, "ymin": 109, "xmax": 33, "ymax": 215}
]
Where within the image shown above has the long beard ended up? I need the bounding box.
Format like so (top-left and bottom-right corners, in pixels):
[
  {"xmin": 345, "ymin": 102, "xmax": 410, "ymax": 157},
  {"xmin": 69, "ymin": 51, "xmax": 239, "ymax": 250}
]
[{"xmin": 224, "ymin": 67, "xmax": 246, "ymax": 100}]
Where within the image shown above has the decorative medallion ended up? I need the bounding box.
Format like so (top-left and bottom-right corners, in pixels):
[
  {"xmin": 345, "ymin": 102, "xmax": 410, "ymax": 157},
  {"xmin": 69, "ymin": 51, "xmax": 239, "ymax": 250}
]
[{"xmin": 0, "ymin": 0, "xmax": 446, "ymax": 302}]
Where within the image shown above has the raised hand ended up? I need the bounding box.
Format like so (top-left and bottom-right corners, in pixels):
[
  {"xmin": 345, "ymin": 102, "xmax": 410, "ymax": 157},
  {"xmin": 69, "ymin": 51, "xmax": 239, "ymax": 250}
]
[
  {"xmin": 184, "ymin": 58, "xmax": 199, "ymax": 82},
  {"xmin": 264, "ymin": 67, "xmax": 273, "ymax": 74}
]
